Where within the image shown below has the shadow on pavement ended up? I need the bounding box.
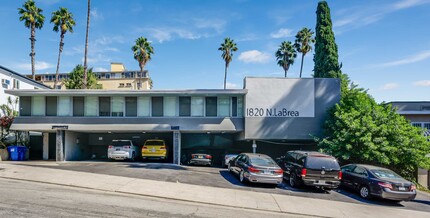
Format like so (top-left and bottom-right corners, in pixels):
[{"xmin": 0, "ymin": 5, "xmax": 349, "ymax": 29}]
[
  {"xmin": 127, "ymin": 163, "xmax": 187, "ymax": 170},
  {"xmin": 411, "ymin": 199, "xmax": 430, "ymax": 206},
  {"xmin": 335, "ymin": 188, "xmax": 406, "ymax": 207},
  {"xmin": 219, "ymin": 170, "xmax": 279, "ymax": 189}
]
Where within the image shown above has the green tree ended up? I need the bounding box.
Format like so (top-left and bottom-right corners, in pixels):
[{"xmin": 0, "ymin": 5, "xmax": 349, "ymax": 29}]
[
  {"xmin": 18, "ymin": 0, "xmax": 45, "ymax": 80},
  {"xmin": 64, "ymin": 65, "xmax": 101, "ymax": 89},
  {"xmin": 294, "ymin": 28, "xmax": 315, "ymax": 78},
  {"xmin": 318, "ymin": 86, "xmax": 430, "ymax": 180},
  {"xmin": 218, "ymin": 38, "xmax": 238, "ymax": 89},
  {"xmin": 0, "ymin": 96, "xmax": 19, "ymax": 142},
  {"xmin": 132, "ymin": 37, "xmax": 154, "ymax": 90},
  {"xmin": 276, "ymin": 41, "xmax": 297, "ymax": 77},
  {"xmin": 51, "ymin": 7, "xmax": 76, "ymax": 88},
  {"xmin": 83, "ymin": 0, "xmax": 91, "ymax": 89}
]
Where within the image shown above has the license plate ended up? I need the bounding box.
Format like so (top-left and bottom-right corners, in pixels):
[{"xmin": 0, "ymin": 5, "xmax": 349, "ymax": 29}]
[
  {"xmin": 116, "ymin": 149, "xmax": 120, "ymax": 151},
  {"xmin": 316, "ymin": 180, "xmax": 326, "ymax": 185},
  {"xmin": 198, "ymin": 155, "xmax": 203, "ymax": 158},
  {"xmin": 151, "ymin": 148, "xmax": 156, "ymax": 152},
  {"xmin": 399, "ymin": 187, "xmax": 406, "ymax": 191},
  {"xmin": 263, "ymin": 170, "xmax": 271, "ymax": 174}
]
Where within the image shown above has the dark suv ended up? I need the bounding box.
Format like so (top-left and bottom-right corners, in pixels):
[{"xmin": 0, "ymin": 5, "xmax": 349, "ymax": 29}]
[{"xmin": 276, "ymin": 151, "xmax": 342, "ymax": 190}]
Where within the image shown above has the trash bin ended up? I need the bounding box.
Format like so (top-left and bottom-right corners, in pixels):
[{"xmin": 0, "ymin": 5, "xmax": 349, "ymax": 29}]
[
  {"xmin": 7, "ymin": 146, "xmax": 19, "ymax": 161},
  {"xmin": 18, "ymin": 146, "xmax": 27, "ymax": 161}
]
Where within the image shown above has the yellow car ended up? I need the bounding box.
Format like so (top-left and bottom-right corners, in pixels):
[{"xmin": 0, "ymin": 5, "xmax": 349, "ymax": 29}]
[{"xmin": 142, "ymin": 139, "xmax": 167, "ymax": 160}]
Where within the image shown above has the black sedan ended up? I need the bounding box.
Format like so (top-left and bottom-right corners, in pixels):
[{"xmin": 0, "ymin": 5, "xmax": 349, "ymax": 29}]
[{"xmin": 341, "ymin": 164, "xmax": 416, "ymax": 201}]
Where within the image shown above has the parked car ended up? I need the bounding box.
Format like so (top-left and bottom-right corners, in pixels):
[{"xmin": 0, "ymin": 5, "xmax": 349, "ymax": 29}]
[
  {"xmin": 340, "ymin": 164, "xmax": 416, "ymax": 201},
  {"xmin": 222, "ymin": 154, "xmax": 238, "ymax": 167},
  {"xmin": 228, "ymin": 153, "xmax": 283, "ymax": 185},
  {"xmin": 276, "ymin": 151, "xmax": 341, "ymax": 190},
  {"xmin": 107, "ymin": 140, "xmax": 140, "ymax": 161},
  {"xmin": 188, "ymin": 152, "xmax": 213, "ymax": 166},
  {"xmin": 142, "ymin": 139, "xmax": 168, "ymax": 160}
]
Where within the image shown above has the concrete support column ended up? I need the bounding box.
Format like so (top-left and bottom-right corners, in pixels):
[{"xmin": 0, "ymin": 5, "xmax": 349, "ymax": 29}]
[
  {"xmin": 252, "ymin": 140, "xmax": 257, "ymax": 154},
  {"xmin": 56, "ymin": 130, "xmax": 65, "ymax": 162},
  {"xmin": 173, "ymin": 131, "xmax": 181, "ymax": 165},
  {"xmin": 42, "ymin": 133, "xmax": 49, "ymax": 160}
]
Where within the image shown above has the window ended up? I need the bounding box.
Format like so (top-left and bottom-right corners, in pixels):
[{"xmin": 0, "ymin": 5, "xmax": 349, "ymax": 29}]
[
  {"xmin": 45, "ymin": 96, "xmax": 57, "ymax": 116},
  {"xmin": 56, "ymin": 85, "xmax": 61, "ymax": 89},
  {"xmin": 341, "ymin": 165, "xmax": 356, "ymax": 173},
  {"xmin": 99, "ymin": 97, "xmax": 111, "ymax": 116},
  {"xmin": 32, "ymin": 96, "xmax": 45, "ymax": 116},
  {"xmin": 191, "ymin": 97, "xmax": 204, "ymax": 116},
  {"xmin": 105, "ymin": 74, "xmax": 110, "ymax": 79},
  {"xmin": 73, "ymin": 97, "xmax": 84, "ymax": 116},
  {"xmin": 85, "ymin": 96, "xmax": 98, "ymax": 116},
  {"xmin": 151, "ymin": 97, "xmax": 163, "ymax": 117},
  {"xmin": 422, "ymin": 106, "xmax": 430, "ymax": 111},
  {"xmin": 205, "ymin": 97, "xmax": 217, "ymax": 117},
  {"xmin": 119, "ymin": 83, "xmax": 125, "ymax": 87},
  {"xmin": 179, "ymin": 97, "xmax": 191, "ymax": 116},
  {"xmin": 424, "ymin": 123, "xmax": 430, "ymax": 130},
  {"xmin": 352, "ymin": 167, "xmax": 368, "ymax": 176},
  {"xmin": 126, "ymin": 83, "xmax": 132, "ymax": 87},
  {"xmin": 217, "ymin": 96, "xmax": 230, "ymax": 117},
  {"xmin": 125, "ymin": 97, "xmax": 137, "ymax": 117},
  {"xmin": 13, "ymin": 79, "xmax": 20, "ymax": 89},
  {"xmin": 111, "ymin": 97, "xmax": 124, "ymax": 117},
  {"xmin": 231, "ymin": 97, "xmax": 237, "ymax": 117},
  {"xmin": 164, "ymin": 97, "xmax": 176, "ymax": 116},
  {"xmin": 137, "ymin": 96, "xmax": 150, "ymax": 116},
  {"xmin": 58, "ymin": 96, "xmax": 71, "ymax": 116},
  {"xmin": 20, "ymin": 96, "xmax": 31, "ymax": 116}
]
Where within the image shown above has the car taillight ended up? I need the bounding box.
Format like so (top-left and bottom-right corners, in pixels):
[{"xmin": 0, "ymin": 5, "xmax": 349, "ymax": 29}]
[
  {"xmin": 123, "ymin": 146, "xmax": 130, "ymax": 149},
  {"xmin": 301, "ymin": 168, "xmax": 307, "ymax": 177},
  {"xmin": 248, "ymin": 166, "xmax": 260, "ymax": 173},
  {"xmin": 191, "ymin": 154, "xmax": 195, "ymax": 158},
  {"xmin": 410, "ymin": 185, "xmax": 416, "ymax": 191},
  {"xmin": 274, "ymin": 169, "xmax": 283, "ymax": 174},
  {"xmin": 338, "ymin": 171, "xmax": 343, "ymax": 180},
  {"xmin": 108, "ymin": 145, "xmax": 113, "ymax": 149},
  {"xmin": 142, "ymin": 146, "xmax": 148, "ymax": 149},
  {"xmin": 205, "ymin": 155, "xmax": 212, "ymax": 159},
  {"xmin": 378, "ymin": 182, "xmax": 393, "ymax": 190},
  {"xmin": 159, "ymin": 146, "xmax": 166, "ymax": 150}
]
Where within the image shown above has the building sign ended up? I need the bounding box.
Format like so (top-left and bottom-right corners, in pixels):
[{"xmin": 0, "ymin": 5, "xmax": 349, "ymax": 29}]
[{"xmin": 245, "ymin": 78, "xmax": 315, "ymax": 117}]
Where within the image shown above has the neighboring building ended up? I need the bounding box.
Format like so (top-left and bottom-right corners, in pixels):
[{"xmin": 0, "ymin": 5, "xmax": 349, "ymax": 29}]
[
  {"xmin": 0, "ymin": 65, "xmax": 50, "ymax": 114},
  {"xmin": 6, "ymin": 77, "xmax": 340, "ymax": 165},
  {"xmin": 28, "ymin": 63, "xmax": 151, "ymax": 90},
  {"xmin": 391, "ymin": 101, "xmax": 430, "ymax": 189}
]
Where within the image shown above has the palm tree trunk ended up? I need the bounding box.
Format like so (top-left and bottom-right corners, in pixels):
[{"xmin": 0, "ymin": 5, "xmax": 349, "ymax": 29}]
[
  {"xmin": 223, "ymin": 65, "xmax": 228, "ymax": 89},
  {"xmin": 284, "ymin": 69, "xmax": 287, "ymax": 77},
  {"xmin": 30, "ymin": 25, "xmax": 36, "ymax": 80},
  {"xmin": 299, "ymin": 54, "xmax": 305, "ymax": 78},
  {"xmin": 54, "ymin": 33, "xmax": 65, "ymax": 89},
  {"xmin": 83, "ymin": 0, "xmax": 91, "ymax": 89},
  {"xmin": 139, "ymin": 65, "xmax": 143, "ymax": 90}
]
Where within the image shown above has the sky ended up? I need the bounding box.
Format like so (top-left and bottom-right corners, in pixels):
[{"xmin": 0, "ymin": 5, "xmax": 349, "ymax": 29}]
[{"xmin": 0, "ymin": 0, "xmax": 429, "ymax": 102}]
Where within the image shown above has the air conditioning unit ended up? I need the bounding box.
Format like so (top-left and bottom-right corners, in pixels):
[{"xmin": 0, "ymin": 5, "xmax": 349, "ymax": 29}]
[{"xmin": 1, "ymin": 79, "xmax": 10, "ymax": 86}]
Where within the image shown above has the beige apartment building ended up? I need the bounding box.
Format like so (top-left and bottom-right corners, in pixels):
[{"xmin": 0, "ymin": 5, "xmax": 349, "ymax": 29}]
[{"xmin": 29, "ymin": 63, "xmax": 151, "ymax": 90}]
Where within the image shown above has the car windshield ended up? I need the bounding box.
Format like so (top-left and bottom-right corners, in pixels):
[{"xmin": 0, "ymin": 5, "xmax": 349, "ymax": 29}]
[
  {"xmin": 305, "ymin": 156, "xmax": 340, "ymax": 170},
  {"xmin": 371, "ymin": 169, "xmax": 403, "ymax": 179},
  {"xmin": 112, "ymin": 141, "xmax": 131, "ymax": 146},
  {"xmin": 250, "ymin": 156, "xmax": 276, "ymax": 166},
  {"xmin": 145, "ymin": 141, "xmax": 164, "ymax": 146}
]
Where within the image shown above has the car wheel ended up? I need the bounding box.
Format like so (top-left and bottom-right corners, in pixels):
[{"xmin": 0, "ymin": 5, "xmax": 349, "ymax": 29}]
[
  {"xmin": 239, "ymin": 171, "xmax": 246, "ymax": 184},
  {"xmin": 359, "ymin": 185, "xmax": 371, "ymax": 199},
  {"xmin": 131, "ymin": 153, "xmax": 135, "ymax": 162},
  {"xmin": 289, "ymin": 173, "xmax": 298, "ymax": 188}
]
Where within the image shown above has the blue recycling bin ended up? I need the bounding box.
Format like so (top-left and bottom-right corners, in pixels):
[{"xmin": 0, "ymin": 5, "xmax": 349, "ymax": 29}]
[
  {"xmin": 7, "ymin": 146, "xmax": 19, "ymax": 161},
  {"xmin": 7, "ymin": 146, "xmax": 27, "ymax": 161}
]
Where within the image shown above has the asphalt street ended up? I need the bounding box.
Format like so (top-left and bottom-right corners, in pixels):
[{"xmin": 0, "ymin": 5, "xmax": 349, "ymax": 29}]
[
  {"xmin": 17, "ymin": 161, "xmax": 430, "ymax": 213},
  {"xmin": 0, "ymin": 178, "xmax": 309, "ymax": 218}
]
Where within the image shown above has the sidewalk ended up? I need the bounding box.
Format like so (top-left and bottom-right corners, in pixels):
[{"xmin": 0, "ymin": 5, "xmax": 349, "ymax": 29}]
[{"xmin": 0, "ymin": 162, "xmax": 428, "ymax": 218}]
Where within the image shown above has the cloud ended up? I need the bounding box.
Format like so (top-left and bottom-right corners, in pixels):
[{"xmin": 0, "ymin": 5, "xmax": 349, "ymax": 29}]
[
  {"xmin": 14, "ymin": 61, "xmax": 54, "ymax": 71},
  {"xmin": 377, "ymin": 50, "xmax": 430, "ymax": 67},
  {"xmin": 380, "ymin": 83, "xmax": 399, "ymax": 90},
  {"xmin": 413, "ymin": 80, "xmax": 430, "ymax": 87},
  {"xmin": 393, "ymin": 0, "xmax": 430, "ymax": 9},
  {"xmin": 238, "ymin": 50, "xmax": 271, "ymax": 63},
  {"xmin": 270, "ymin": 28, "xmax": 294, "ymax": 38},
  {"xmin": 142, "ymin": 27, "xmax": 202, "ymax": 43},
  {"xmin": 90, "ymin": 8, "xmax": 104, "ymax": 20},
  {"xmin": 225, "ymin": 82, "xmax": 240, "ymax": 89}
]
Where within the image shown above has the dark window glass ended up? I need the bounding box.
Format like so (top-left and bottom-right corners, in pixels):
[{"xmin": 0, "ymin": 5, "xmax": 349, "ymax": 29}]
[
  {"xmin": 45, "ymin": 96, "xmax": 57, "ymax": 116},
  {"xmin": 286, "ymin": 152, "xmax": 296, "ymax": 163},
  {"xmin": 305, "ymin": 157, "xmax": 340, "ymax": 170},
  {"xmin": 125, "ymin": 97, "xmax": 137, "ymax": 117},
  {"xmin": 341, "ymin": 165, "xmax": 356, "ymax": 173},
  {"xmin": 73, "ymin": 97, "xmax": 84, "ymax": 116},
  {"xmin": 371, "ymin": 169, "xmax": 402, "ymax": 179},
  {"xmin": 99, "ymin": 97, "xmax": 111, "ymax": 116},
  {"xmin": 179, "ymin": 97, "xmax": 191, "ymax": 116},
  {"xmin": 205, "ymin": 97, "xmax": 217, "ymax": 117},
  {"xmin": 111, "ymin": 140, "xmax": 131, "ymax": 146},
  {"xmin": 20, "ymin": 96, "xmax": 31, "ymax": 116},
  {"xmin": 353, "ymin": 167, "xmax": 368, "ymax": 176},
  {"xmin": 231, "ymin": 97, "xmax": 237, "ymax": 117},
  {"xmin": 152, "ymin": 97, "xmax": 163, "ymax": 117},
  {"xmin": 250, "ymin": 156, "xmax": 277, "ymax": 166}
]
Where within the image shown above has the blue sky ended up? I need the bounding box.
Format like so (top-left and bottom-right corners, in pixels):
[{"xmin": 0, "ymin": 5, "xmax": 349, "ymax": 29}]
[{"xmin": 1, "ymin": 0, "xmax": 429, "ymax": 102}]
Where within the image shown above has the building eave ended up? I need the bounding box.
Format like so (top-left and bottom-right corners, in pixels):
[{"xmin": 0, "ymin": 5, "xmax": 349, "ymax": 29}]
[{"xmin": 5, "ymin": 89, "xmax": 248, "ymax": 96}]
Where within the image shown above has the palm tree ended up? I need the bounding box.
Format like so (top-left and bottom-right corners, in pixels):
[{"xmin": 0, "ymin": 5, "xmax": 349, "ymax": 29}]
[
  {"xmin": 51, "ymin": 7, "xmax": 76, "ymax": 88},
  {"xmin": 275, "ymin": 41, "xmax": 297, "ymax": 77},
  {"xmin": 294, "ymin": 28, "xmax": 315, "ymax": 78},
  {"xmin": 18, "ymin": 0, "xmax": 45, "ymax": 80},
  {"xmin": 218, "ymin": 38, "xmax": 238, "ymax": 89},
  {"xmin": 132, "ymin": 37, "xmax": 154, "ymax": 90},
  {"xmin": 83, "ymin": 0, "xmax": 91, "ymax": 89}
]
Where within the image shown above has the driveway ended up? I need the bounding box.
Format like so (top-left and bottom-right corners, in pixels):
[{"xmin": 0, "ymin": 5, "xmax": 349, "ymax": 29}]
[{"xmin": 15, "ymin": 161, "xmax": 430, "ymax": 213}]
